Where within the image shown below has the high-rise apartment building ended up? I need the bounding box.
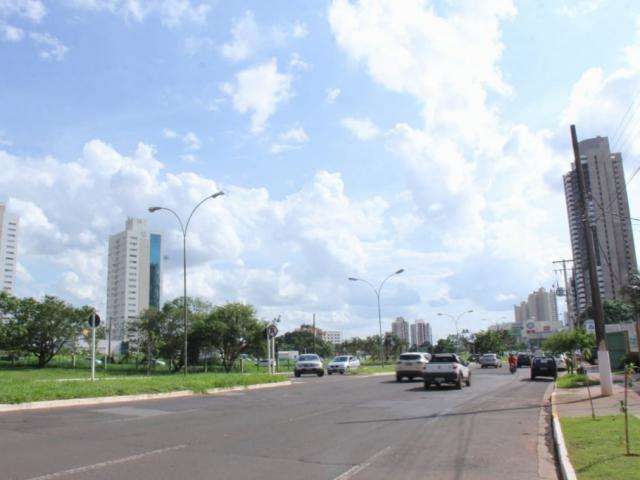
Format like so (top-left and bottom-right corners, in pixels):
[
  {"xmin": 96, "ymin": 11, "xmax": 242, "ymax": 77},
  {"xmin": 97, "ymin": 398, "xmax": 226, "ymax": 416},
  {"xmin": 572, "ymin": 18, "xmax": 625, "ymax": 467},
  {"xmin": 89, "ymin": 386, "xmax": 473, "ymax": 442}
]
[
  {"xmin": 106, "ymin": 218, "xmax": 162, "ymax": 342},
  {"xmin": 563, "ymin": 136, "xmax": 638, "ymax": 315},
  {"xmin": 410, "ymin": 319, "xmax": 430, "ymax": 347},
  {"xmin": 0, "ymin": 204, "xmax": 18, "ymax": 294},
  {"xmin": 513, "ymin": 287, "xmax": 558, "ymax": 324},
  {"xmin": 391, "ymin": 317, "xmax": 410, "ymax": 344}
]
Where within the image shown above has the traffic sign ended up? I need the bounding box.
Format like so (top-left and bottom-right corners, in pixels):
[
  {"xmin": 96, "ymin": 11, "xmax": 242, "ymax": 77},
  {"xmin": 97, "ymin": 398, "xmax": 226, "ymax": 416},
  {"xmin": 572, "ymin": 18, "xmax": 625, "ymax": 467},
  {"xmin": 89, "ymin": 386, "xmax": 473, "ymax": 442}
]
[
  {"xmin": 88, "ymin": 313, "xmax": 101, "ymax": 328},
  {"xmin": 266, "ymin": 324, "xmax": 278, "ymax": 338}
]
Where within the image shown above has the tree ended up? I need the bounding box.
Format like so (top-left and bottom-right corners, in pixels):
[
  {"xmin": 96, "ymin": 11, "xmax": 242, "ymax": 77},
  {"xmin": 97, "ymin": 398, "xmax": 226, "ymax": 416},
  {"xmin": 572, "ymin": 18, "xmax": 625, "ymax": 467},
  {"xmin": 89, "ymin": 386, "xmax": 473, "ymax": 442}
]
[
  {"xmin": 434, "ymin": 336, "xmax": 456, "ymax": 353},
  {"xmin": 473, "ymin": 330, "xmax": 506, "ymax": 354},
  {"xmin": 277, "ymin": 329, "xmax": 334, "ymax": 359},
  {"xmin": 194, "ymin": 303, "xmax": 265, "ymax": 372},
  {"xmin": 1, "ymin": 294, "xmax": 90, "ymax": 368},
  {"xmin": 127, "ymin": 308, "xmax": 165, "ymax": 375},
  {"xmin": 580, "ymin": 299, "xmax": 634, "ymax": 324},
  {"xmin": 0, "ymin": 292, "xmax": 26, "ymax": 364},
  {"xmin": 542, "ymin": 329, "xmax": 595, "ymax": 374}
]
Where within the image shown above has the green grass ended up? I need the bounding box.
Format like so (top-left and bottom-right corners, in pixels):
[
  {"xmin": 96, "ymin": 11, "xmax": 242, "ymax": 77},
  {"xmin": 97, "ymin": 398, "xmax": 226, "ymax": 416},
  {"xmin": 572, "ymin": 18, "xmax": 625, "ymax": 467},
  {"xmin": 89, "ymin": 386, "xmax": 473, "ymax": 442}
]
[
  {"xmin": 557, "ymin": 374, "xmax": 600, "ymax": 389},
  {"xmin": 561, "ymin": 415, "xmax": 640, "ymax": 480},
  {"xmin": 352, "ymin": 364, "xmax": 395, "ymax": 375},
  {"xmin": 0, "ymin": 368, "xmax": 284, "ymax": 404}
]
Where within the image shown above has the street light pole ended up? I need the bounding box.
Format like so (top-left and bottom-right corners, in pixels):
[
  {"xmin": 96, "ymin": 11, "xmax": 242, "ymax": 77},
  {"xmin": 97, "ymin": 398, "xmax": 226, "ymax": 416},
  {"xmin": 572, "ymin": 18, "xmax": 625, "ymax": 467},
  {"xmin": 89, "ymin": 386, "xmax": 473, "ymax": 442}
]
[
  {"xmin": 437, "ymin": 310, "xmax": 474, "ymax": 352},
  {"xmin": 149, "ymin": 191, "xmax": 224, "ymax": 376},
  {"xmin": 348, "ymin": 269, "xmax": 404, "ymax": 368}
]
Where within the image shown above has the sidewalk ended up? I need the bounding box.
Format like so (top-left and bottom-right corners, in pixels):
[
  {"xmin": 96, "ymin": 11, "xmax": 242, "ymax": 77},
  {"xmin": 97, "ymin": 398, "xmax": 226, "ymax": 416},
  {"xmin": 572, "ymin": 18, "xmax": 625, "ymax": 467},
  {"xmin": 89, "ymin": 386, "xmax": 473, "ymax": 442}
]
[{"xmin": 554, "ymin": 374, "xmax": 640, "ymax": 418}]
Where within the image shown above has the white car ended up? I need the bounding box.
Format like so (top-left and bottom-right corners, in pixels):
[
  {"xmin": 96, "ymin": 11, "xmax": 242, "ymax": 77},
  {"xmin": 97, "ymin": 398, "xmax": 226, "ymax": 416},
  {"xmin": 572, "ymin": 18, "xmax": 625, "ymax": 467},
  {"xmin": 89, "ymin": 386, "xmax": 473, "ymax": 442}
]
[
  {"xmin": 395, "ymin": 352, "xmax": 431, "ymax": 381},
  {"xmin": 553, "ymin": 354, "xmax": 568, "ymax": 371},
  {"xmin": 294, "ymin": 354, "xmax": 325, "ymax": 377},
  {"xmin": 423, "ymin": 353, "xmax": 471, "ymax": 390},
  {"xmin": 327, "ymin": 355, "xmax": 360, "ymax": 374}
]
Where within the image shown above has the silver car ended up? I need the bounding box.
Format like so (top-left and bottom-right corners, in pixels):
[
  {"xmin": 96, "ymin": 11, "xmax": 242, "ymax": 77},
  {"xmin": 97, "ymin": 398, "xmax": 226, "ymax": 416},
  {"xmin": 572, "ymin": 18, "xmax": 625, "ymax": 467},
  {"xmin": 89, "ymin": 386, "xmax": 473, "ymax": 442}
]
[
  {"xmin": 294, "ymin": 354, "xmax": 325, "ymax": 377},
  {"xmin": 395, "ymin": 352, "xmax": 431, "ymax": 381},
  {"xmin": 479, "ymin": 353, "xmax": 502, "ymax": 368},
  {"xmin": 327, "ymin": 355, "xmax": 360, "ymax": 374}
]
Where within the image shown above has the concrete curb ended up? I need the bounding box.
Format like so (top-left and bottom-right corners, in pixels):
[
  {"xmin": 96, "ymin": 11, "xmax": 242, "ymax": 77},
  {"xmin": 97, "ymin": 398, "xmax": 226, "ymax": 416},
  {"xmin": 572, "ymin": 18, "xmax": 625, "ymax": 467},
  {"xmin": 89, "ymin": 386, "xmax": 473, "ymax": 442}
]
[
  {"xmin": 0, "ymin": 380, "xmax": 293, "ymax": 414},
  {"xmin": 550, "ymin": 391, "xmax": 578, "ymax": 480}
]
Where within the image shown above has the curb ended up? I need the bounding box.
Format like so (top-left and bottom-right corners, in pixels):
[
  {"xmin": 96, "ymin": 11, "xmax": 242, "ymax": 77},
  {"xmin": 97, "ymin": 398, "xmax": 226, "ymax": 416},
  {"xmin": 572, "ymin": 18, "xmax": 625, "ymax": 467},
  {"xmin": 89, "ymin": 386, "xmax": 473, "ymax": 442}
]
[
  {"xmin": 550, "ymin": 391, "xmax": 578, "ymax": 480},
  {"xmin": 0, "ymin": 380, "xmax": 293, "ymax": 414}
]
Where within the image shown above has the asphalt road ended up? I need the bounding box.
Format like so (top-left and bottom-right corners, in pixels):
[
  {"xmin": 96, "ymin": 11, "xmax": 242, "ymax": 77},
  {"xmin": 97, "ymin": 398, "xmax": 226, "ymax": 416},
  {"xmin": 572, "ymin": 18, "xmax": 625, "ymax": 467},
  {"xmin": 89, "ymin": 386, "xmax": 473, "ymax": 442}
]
[{"xmin": 0, "ymin": 366, "xmax": 556, "ymax": 480}]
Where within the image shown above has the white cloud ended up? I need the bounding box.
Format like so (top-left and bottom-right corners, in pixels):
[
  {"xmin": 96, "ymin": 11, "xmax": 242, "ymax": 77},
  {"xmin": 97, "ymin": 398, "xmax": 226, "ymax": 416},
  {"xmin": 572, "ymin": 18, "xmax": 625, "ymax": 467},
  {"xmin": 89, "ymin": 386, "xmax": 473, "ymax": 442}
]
[
  {"xmin": 163, "ymin": 128, "xmax": 178, "ymax": 139},
  {"xmin": 325, "ymin": 88, "xmax": 341, "ymax": 104},
  {"xmin": 280, "ymin": 126, "xmax": 309, "ymax": 143},
  {"xmin": 65, "ymin": 0, "xmax": 211, "ymax": 27},
  {"xmin": 292, "ymin": 21, "xmax": 308, "ymax": 38},
  {"xmin": 1, "ymin": 23, "xmax": 24, "ymax": 41},
  {"xmin": 221, "ymin": 10, "xmax": 259, "ymax": 61},
  {"xmin": 0, "ymin": 0, "xmax": 46, "ymax": 23},
  {"xmin": 164, "ymin": 129, "xmax": 201, "ymax": 151},
  {"xmin": 181, "ymin": 154, "xmax": 197, "ymax": 163},
  {"xmin": 341, "ymin": 117, "xmax": 379, "ymax": 140},
  {"xmin": 223, "ymin": 59, "xmax": 293, "ymax": 134},
  {"xmin": 29, "ymin": 32, "xmax": 68, "ymax": 60},
  {"xmin": 289, "ymin": 52, "xmax": 311, "ymax": 71},
  {"xmin": 558, "ymin": 0, "xmax": 603, "ymax": 18},
  {"xmin": 270, "ymin": 143, "xmax": 300, "ymax": 155}
]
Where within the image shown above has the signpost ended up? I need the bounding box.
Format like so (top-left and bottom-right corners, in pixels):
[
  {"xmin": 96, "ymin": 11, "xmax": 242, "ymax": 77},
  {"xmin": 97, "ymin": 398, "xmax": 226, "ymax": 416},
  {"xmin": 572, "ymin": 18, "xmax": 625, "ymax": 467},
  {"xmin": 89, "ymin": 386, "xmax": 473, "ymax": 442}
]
[
  {"xmin": 88, "ymin": 313, "xmax": 100, "ymax": 381},
  {"xmin": 265, "ymin": 324, "xmax": 278, "ymax": 374}
]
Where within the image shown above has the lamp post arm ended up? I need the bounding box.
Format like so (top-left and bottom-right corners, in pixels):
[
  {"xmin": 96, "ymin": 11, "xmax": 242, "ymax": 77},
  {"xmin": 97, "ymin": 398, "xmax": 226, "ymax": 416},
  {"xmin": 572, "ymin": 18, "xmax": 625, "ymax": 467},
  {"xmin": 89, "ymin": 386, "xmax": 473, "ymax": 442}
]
[
  {"xmin": 184, "ymin": 195, "xmax": 215, "ymax": 235},
  {"xmin": 156, "ymin": 207, "xmax": 186, "ymax": 236}
]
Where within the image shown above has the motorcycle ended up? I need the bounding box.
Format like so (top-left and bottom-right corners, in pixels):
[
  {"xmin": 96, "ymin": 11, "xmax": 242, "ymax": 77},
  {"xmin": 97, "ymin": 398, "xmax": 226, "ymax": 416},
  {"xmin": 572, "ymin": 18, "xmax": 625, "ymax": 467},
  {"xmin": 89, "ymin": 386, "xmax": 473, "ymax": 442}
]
[{"xmin": 509, "ymin": 363, "xmax": 517, "ymax": 374}]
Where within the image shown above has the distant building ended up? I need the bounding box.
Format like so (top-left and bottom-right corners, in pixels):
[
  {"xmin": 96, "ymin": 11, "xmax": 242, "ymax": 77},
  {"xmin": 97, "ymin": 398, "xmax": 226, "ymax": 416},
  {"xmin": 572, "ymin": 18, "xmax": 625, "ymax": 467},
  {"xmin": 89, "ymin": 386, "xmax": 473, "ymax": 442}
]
[
  {"xmin": 322, "ymin": 330, "xmax": 342, "ymax": 345},
  {"xmin": 391, "ymin": 317, "xmax": 410, "ymax": 344},
  {"xmin": 106, "ymin": 218, "xmax": 162, "ymax": 343},
  {"xmin": 563, "ymin": 136, "xmax": 638, "ymax": 316},
  {"xmin": 0, "ymin": 204, "xmax": 18, "ymax": 294},
  {"xmin": 513, "ymin": 287, "xmax": 558, "ymax": 324},
  {"xmin": 410, "ymin": 319, "xmax": 430, "ymax": 347}
]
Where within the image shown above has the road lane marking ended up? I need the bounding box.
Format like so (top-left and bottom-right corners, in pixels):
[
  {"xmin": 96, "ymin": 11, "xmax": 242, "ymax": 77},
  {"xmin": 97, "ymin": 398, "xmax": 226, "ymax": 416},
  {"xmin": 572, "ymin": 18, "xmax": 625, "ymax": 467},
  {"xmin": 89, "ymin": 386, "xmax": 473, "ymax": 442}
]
[
  {"xmin": 23, "ymin": 444, "xmax": 187, "ymax": 480},
  {"xmin": 333, "ymin": 446, "xmax": 392, "ymax": 480}
]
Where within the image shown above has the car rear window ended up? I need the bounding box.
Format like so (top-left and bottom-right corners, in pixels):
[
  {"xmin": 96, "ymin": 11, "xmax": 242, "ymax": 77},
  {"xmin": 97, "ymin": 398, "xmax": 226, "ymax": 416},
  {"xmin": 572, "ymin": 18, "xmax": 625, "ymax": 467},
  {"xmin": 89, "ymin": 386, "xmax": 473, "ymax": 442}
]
[
  {"xmin": 333, "ymin": 356, "xmax": 349, "ymax": 362},
  {"xmin": 431, "ymin": 355, "xmax": 456, "ymax": 363},
  {"xmin": 481, "ymin": 354, "xmax": 496, "ymax": 360},
  {"xmin": 298, "ymin": 355, "xmax": 319, "ymax": 361},
  {"xmin": 399, "ymin": 354, "xmax": 423, "ymax": 361}
]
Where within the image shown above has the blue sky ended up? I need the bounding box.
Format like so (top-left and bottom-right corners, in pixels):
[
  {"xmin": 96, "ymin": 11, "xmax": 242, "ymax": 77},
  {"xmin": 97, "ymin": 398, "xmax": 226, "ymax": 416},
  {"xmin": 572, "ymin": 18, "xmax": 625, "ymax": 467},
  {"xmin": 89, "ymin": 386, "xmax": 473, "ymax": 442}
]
[{"xmin": 2, "ymin": 0, "xmax": 640, "ymax": 340}]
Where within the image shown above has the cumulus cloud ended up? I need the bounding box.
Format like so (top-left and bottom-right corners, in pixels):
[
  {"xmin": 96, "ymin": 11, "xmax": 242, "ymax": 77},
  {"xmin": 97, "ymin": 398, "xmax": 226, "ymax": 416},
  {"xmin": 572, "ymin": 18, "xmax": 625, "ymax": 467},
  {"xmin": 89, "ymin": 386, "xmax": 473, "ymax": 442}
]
[
  {"xmin": 292, "ymin": 21, "xmax": 308, "ymax": 38},
  {"xmin": 64, "ymin": 0, "xmax": 211, "ymax": 27},
  {"xmin": 1, "ymin": 23, "xmax": 24, "ymax": 41},
  {"xmin": 341, "ymin": 117, "xmax": 379, "ymax": 140},
  {"xmin": 270, "ymin": 125, "xmax": 309, "ymax": 154},
  {"xmin": 221, "ymin": 10, "xmax": 259, "ymax": 61},
  {"xmin": 289, "ymin": 52, "xmax": 311, "ymax": 71},
  {"xmin": 0, "ymin": 0, "xmax": 46, "ymax": 23},
  {"xmin": 29, "ymin": 32, "xmax": 68, "ymax": 60},
  {"xmin": 0, "ymin": 140, "xmax": 428, "ymax": 336},
  {"xmin": 222, "ymin": 59, "xmax": 292, "ymax": 134},
  {"xmin": 325, "ymin": 87, "xmax": 341, "ymax": 104}
]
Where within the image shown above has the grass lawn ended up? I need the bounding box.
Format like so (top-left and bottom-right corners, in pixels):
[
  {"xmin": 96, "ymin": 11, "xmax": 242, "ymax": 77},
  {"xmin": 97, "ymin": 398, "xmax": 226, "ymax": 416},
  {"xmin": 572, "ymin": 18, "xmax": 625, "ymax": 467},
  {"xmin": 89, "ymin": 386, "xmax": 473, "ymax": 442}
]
[
  {"xmin": 557, "ymin": 374, "xmax": 600, "ymax": 389},
  {"xmin": 0, "ymin": 368, "xmax": 284, "ymax": 404},
  {"xmin": 352, "ymin": 364, "xmax": 395, "ymax": 375},
  {"xmin": 561, "ymin": 415, "xmax": 640, "ymax": 480}
]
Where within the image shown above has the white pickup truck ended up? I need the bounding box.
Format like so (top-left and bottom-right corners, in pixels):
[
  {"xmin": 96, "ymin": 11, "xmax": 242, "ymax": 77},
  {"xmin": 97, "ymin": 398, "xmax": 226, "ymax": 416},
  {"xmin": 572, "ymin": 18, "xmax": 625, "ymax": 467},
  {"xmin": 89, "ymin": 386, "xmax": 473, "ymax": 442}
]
[{"xmin": 423, "ymin": 353, "xmax": 471, "ymax": 390}]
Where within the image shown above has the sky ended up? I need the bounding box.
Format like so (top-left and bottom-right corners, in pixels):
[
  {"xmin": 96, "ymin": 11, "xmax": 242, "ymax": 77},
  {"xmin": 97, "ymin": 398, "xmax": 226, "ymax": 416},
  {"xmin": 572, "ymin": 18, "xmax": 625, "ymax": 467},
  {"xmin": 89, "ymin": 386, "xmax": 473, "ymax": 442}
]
[{"xmin": 2, "ymin": 0, "xmax": 640, "ymax": 341}]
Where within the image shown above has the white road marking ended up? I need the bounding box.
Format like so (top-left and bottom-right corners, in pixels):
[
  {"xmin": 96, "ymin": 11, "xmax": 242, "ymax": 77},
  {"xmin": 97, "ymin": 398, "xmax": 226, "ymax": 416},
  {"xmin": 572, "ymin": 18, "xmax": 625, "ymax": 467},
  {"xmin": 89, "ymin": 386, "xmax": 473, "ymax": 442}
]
[
  {"xmin": 333, "ymin": 446, "xmax": 392, "ymax": 480},
  {"xmin": 23, "ymin": 444, "xmax": 187, "ymax": 480}
]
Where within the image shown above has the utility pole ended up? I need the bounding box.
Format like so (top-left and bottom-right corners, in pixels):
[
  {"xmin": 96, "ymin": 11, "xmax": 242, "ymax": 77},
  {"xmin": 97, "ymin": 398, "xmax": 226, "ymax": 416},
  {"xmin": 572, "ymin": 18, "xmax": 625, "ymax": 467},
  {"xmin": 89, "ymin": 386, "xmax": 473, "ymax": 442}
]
[
  {"xmin": 570, "ymin": 124, "xmax": 613, "ymax": 396},
  {"xmin": 553, "ymin": 259, "xmax": 574, "ymax": 329}
]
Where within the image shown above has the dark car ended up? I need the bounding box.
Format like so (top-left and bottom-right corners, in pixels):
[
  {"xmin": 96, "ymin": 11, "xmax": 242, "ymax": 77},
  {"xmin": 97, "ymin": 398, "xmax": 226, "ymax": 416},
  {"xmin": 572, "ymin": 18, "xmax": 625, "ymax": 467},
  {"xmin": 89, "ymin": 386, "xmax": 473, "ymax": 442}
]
[
  {"xmin": 517, "ymin": 353, "xmax": 531, "ymax": 367},
  {"xmin": 530, "ymin": 356, "xmax": 557, "ymax": 380}
]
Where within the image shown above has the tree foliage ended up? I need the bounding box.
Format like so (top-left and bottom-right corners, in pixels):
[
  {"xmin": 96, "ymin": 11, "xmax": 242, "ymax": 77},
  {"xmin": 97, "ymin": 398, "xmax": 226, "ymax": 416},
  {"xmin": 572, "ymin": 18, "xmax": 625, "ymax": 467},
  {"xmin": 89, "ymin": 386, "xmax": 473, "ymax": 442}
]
[
  {"xmin": 193, "ymin": 303, "xmax": 265, "ymax": 372},
  {"xmin": 542, "ymin": 329, "xmax": 595, "ymax": 356},
  {"xmin": 277, "ymin": 329, "xmax": 334, "ymax": 359}
]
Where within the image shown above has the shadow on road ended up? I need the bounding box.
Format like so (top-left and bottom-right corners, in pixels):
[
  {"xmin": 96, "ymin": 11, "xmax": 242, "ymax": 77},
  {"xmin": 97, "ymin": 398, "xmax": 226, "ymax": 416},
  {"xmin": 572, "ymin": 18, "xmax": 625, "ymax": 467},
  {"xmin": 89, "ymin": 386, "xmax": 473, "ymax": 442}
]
[{"xmin": 522, "ymin": 378, "xmax": 554, "ymax": 383}]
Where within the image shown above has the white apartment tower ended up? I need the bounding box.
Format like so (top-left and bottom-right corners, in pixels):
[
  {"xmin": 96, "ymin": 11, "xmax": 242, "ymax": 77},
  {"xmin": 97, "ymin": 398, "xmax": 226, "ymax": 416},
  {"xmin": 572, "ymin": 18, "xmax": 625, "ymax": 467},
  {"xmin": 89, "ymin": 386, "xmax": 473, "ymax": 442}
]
[
  {"xmin": 321, "ymin": 330, "xmax": 342, "ymax": 345},
  {"xmin": 410, "ymin": 319, "xmax": 429, "ymax": 347},
  {"xmin": 391, "ymin": 317, "xmax": 410, "ymax": 344},
  {"xmin": 106, "ymin": 218, "xmax": 162, "ymax": 342},
  {"xmin": 0, "ymin": 204, "xmax": 18, "ymax": 294},
  {"xmin": 563, "ymin": 136, "xmax": 638, "ymax": 315}
]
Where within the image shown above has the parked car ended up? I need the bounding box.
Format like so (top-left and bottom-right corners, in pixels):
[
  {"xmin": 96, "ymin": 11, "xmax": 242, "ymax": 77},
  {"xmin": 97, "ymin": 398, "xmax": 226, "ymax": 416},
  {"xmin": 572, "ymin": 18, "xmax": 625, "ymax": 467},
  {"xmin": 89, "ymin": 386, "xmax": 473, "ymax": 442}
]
[
  {"xmin": 256, "ymin": 358, "xmax": 275, "ymax": 368},
  {"xmin": 395, "ymin": 352, "xmax": 430, "ymax": 381},
  {"xmin": 327, "ymin": 355, "xmax": 360, "ymax": 374},
  {"xmin": 469, "ymin": 354, "xmax": 481, "ymax": 363},
  {"xmin": 294, "ymin": 354, "xmax": 325, "ymax": 377},
  {"xmin": 530, "ymin": 356, "xmax": 558, "ymax": 380},
  {"xmin": 479, "ymin": 353, "xmax": 502, "ymax": 368},
  {"xmin": 517, "ymin": 353, "xmax": 531, "ymax": 367},
  {"xmin": 553, "ymin": 353, "xmax": 568, "ymax": 371},
  {"xmin": 423, "ymin": 353, "xmax": 470, "ymax": 389}
]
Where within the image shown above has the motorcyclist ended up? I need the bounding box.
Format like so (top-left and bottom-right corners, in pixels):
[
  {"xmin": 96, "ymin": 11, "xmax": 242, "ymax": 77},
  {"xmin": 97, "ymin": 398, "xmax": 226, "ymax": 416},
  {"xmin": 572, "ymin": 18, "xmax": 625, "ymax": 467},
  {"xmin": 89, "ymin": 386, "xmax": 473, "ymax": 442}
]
[{"xmin": 508, "ymin": 353, "xmax": 518, "ymax": 371}]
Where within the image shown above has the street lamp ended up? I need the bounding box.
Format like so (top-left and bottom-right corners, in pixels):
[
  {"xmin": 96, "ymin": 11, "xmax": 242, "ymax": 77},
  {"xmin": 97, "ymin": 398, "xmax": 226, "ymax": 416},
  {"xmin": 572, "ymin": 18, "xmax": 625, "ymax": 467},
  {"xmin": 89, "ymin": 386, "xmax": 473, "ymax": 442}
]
[
  {"xmin": 348, "ymin": 268, "xmax": 404, "ymax": 367},
  {"xmin": 149, "ymin": 191, "xmax": 225, "ymax": 375},
  {"xmin": 437, "ymin": 310, "xmax": 474, "ymax": 352}
]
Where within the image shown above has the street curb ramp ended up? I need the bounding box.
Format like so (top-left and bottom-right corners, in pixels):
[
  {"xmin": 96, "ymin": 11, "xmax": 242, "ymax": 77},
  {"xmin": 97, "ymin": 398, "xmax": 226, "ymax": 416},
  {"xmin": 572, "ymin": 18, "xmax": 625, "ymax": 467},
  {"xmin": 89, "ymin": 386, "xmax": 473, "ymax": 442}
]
[
  {"xmin": 0, "ymin": 380, "xmax": 293, "ymax": 413},
  {"xmin": 550, "ymin": 390, "xmax": 578, "ymax": 480}
]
